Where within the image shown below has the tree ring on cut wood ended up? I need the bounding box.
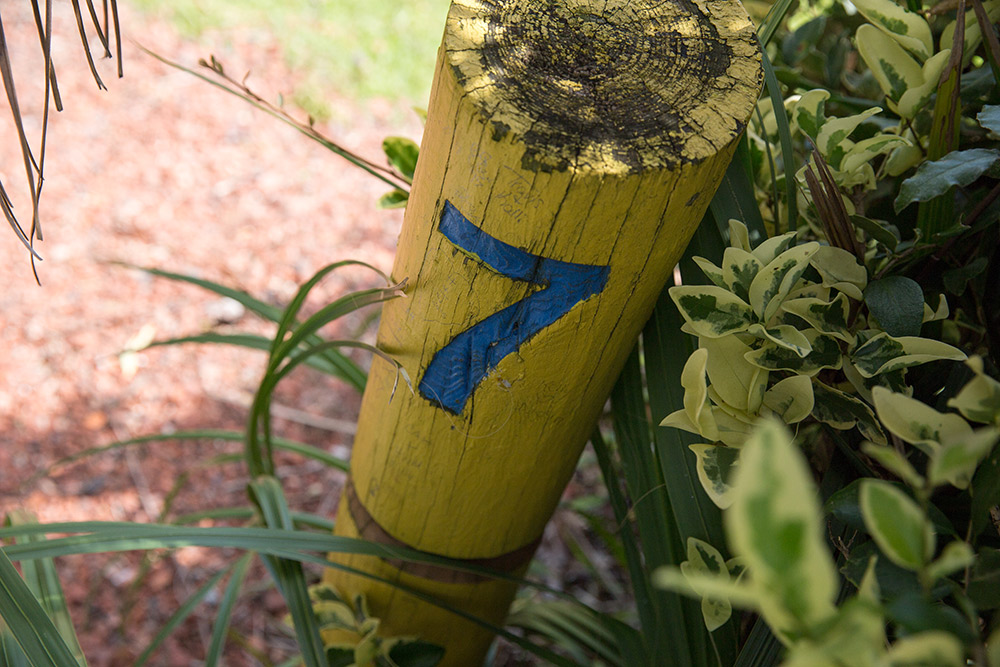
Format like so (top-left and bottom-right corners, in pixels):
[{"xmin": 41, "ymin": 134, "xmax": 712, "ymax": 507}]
[{"xmin": 446, "ymin": 0, "xmax": 762, "ymax": 173}]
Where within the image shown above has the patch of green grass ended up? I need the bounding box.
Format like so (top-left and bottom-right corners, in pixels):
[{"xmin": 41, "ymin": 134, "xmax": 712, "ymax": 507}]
[{"xmin": 129, "ymin": 0, "xmax": 450, "ymax": 115}]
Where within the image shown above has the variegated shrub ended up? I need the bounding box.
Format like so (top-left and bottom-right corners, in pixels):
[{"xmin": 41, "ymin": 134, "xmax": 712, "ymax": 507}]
[{"xmin": 662, "ymin": 218, "xmax": 965, "ymax": 510}]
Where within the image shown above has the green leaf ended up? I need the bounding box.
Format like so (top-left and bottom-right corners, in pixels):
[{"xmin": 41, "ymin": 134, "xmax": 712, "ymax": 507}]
[
  {"xmin": 789, "ymin": 89, "xmax": 830, "ymax": 140},
  {"xmin": 669, "ymin": 286, "xmax": 755, "ymax": 338},
  {"xmin": 969, "ymin": 548, "xmax": 1000, "ymax": 610},
  {"xmin": 865, "ymin": 276, "xmax": 925, "ymax": 337},
  {"xmin": 387, "ymin": 640, "xmax": 446, "ymax": 667},
  {"xmin": 859, "ymin": 480, "xmax": 934, "ymax": 571},
  {"xmin": 895, "ymin": 148, "xmax": 1000, "ymax": 212},
  {"xmin": 382, "ymin": 136, "xmax": 419, "ymax": 182},
  {"xmin": 979, "ymin": 105, "xmax": 1000, "ymax": 134},
  {"xmin": 942, "ymin": 256, "xmax": 989, "ymax": 296},
  {"xmin": 726, "ymin": 420, "xmax": 837, "ymax": 635},
  {"xmin": 851, "ymin": 332, "xmax": 966, "ymax": 378},
  {"xmin": 690, "ymin": 444, "xmax": 741, "ymax": 509},
  {"xmin": 850, "ymin": 215, "xmax": 900, "ymax": 251},
  {"xmin": 377, "ymin": 189, "xmax": 409, "ymax": 209}
]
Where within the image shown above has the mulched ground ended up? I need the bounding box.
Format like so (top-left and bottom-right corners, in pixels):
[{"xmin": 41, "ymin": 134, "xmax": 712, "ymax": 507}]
[{"xmin": 0, "ymin": 5, "xmax": 617, "ymax": 666}]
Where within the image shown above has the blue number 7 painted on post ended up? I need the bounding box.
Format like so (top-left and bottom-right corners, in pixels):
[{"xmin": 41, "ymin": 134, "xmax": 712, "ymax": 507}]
[{"xmin": 418, "ymin": 200, "xmax": 610, "ymax": 414}]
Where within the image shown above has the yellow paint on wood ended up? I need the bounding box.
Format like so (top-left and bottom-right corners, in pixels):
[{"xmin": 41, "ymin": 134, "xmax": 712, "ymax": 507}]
[{"xmin": 325, "ymin": 0, "xmax": 762, "ymax": 663}]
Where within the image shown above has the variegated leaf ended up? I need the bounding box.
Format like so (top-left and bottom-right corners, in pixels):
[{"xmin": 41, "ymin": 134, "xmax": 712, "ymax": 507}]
[
  {"xmin": 682, "ymin": 348, "xmax": 719, "ymax": 440},
  {"xmin": 762, "ymin": 375, "xmax": 814, "ymax": 424},
  {"xmin": 862, "ymin": 442, "xmax": 925, "ymax": 488},
  {"xmin": 693, "ymin": 256, "xmax": 727, "ymax": 289},
  {"xmin": 670, "ymin": 286, "xmax": 755, "ymax": 338},
  {"xmin": 702, "ymin": 336, "xmax": 768, "ymax": 413},
  {"xmin": 745, "ymin": 330, "xmax": 843, "ymax": 376},
  {"xmin": 947, "ymin": 356, "xmax": 1000, "ymax": 425},
  {"xmin": 860, "ymin": 479, "xmax": 934, "ymax": 571},
  {"xmin": 812, "ymin": 381, "xmax": 887, "ymax": 444},
  {"xmin": 748, "ymin": 323, "xmax": 813, "ymax": 357},
  {"xmin": 811, "ymin": 245, "xmax": 868, "ymax": 292},
  {"xmin": 750, "ymin": 231, "xmax": 797, "ymax": 266},
  {"xmin": 851, "ymin": 332, "xmax": 966, "ymax": 377},
  {"xmin": 871, "ymin": 386, "xmax": 971, "ymax": 455},
  {"xmin": 722, "ymin": 247, "xmax": 763, "ymax": 302},
  {"xmin": 852, "ymin": 0, "xmax": 933, "ymax": 60},
  {"xmin": 816, "ymin": 106, "xmax": 882, "ymax": 169},
  {"xmin": 726, "ymin": 420, "xmax": 838, "ymax": 635},
  {"xmin": 885, "ymin": 632, "xmax": 964, "ymax": 666},
  {"xmin": 711, "ymin": 406, "xmax": 755, "ymax": 447},
  {"xmin": 789, "ymin": 89, "xmax": 830, "ymax": 140},
  {"xmin": 928, "ymin": 427, "xmax": 1000, "ymax": 489},
  {"xmin": 895, "ymin": 50, "xmax": 951, "ymax": 119},
  {"xmin": 680, "ymin": 537, "xmax": 734, "ymax": 631},
  {"xmin": 781, "ymin": 293, "xmax": 853, "ymax": 342},
  {"xmin": 855, "ymin": 24, "xmax": 922, "ymax": 103},
  {"xmin": 840, "ymin": 134, "xmax": 910, "ymax": 175},
  {"xmin": 691, "ymin": 445, "xmax": 740, "ymax": 510},
  {"xmin": 728, "ymin": 219, "xmax": 751, "ymax": 252},
  {"xmin": 749, "ymin": 242, "xmax": 821, "ymax": 322}
]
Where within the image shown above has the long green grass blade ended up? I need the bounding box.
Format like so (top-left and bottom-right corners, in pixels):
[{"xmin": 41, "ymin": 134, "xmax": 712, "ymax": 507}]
[
  {"xmin": 757, "ymin": 0, "xmax": 797, "ymax": 47},
  {"xmin": 172, "ymin": 508, "xmax": 335, "ymax": 532},
  {"xmin": 0, "ymin": 547, "xmax": 80, "ymax": 667},
  {"xmin": 759, "ymin": 40, "xmax": 798, "ymax": 233},
  {"xmin": 610, "ymin": 347, "xmax": 696, "ymax": 667},
  {"xmin": 643, "ymin": 278, "xmax": 738, "ymax": 666},
  {"xmin": 204, "ymin": 552, "xmax": 252, "ymax": 666},
  {"xmin": 122, "ymin": 264, "xmax": 367, "ymax": 391},
  {"xmin": 134, "ymin": 566, "xmax": 231, "ymax": 666},
  {"xmin": 5, "ymin": 513, "xmax": 86, "ymax": 666},
  {"xmin": 269, "ymin": 260, "xmax": 389, "ymax": 360},
  {"xmin": 0, "ymin": 623, "xmax": 32, "ymax": 667},
  {"xmin": 248, "ymin": 478, "xmax": 327, "ymax": 667},
  {"xmin": 1, "ymin": 522, "xmax": 584, "ymax": 666},
  {"xmin": 507, "ymin": 600, "xmax": 622, "ymax": 665},
  {"xmin": 589, "ymin": 428, "xmax": 654, "ymax": 667},
  {"xmin": 31, "ymin": 430, "xmax": 348, "ymax": 489},
  {"xmin": 248, "ymin": 281, "xmax": 403, "ymax": 476},
  {"xmin": 709, "ymin": 141, "xmax": 768, "ymax": 241},
  {"xmin": 143, "ymin": 332, "xmax": 353, "ymax": 377}
]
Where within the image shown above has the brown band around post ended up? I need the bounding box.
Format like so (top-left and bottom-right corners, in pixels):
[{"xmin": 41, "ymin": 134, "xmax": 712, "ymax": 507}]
[{"xmin": 344, "ymin": 478, "xmax": 541, "ymax": 584}]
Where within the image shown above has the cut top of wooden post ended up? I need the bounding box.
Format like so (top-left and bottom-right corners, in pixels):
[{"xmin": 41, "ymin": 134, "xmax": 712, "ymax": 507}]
[{"xmin": 446, "ymin": 0, "xmax": 762, "ymax": 174}]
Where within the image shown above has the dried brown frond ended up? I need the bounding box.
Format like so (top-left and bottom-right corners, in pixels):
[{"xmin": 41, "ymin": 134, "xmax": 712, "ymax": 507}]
[{"xmin": 1, "ymin": 1, "xmax": 122, "ymax": 282}]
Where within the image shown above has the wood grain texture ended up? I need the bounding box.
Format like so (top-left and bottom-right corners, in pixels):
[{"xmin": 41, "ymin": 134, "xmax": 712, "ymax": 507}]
[{"xmin": 325, "ymin": 0, "xmax": 761, "ymax": 662}]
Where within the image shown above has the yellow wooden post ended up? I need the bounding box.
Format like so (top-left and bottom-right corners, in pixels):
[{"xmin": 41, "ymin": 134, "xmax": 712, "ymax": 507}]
[{"xmin": 325, "ymin": 0, "xmax": 762, "ymax": 662}]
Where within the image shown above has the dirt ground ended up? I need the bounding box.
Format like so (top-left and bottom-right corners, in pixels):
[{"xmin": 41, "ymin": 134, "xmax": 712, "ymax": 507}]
[{"xmin": 0, "ymin": 5, "xmax": 615, "ymax": 666}]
